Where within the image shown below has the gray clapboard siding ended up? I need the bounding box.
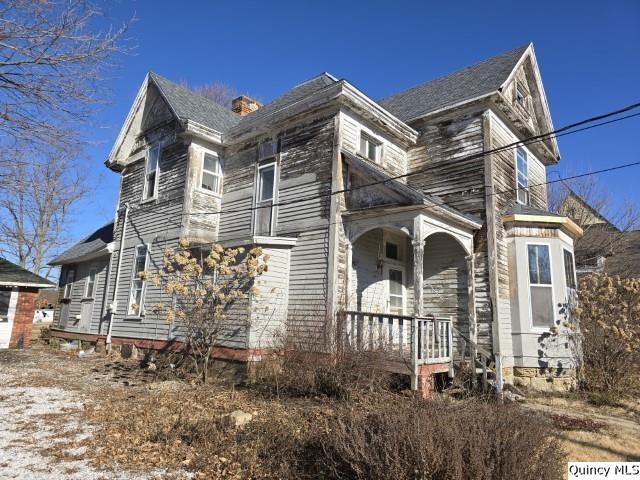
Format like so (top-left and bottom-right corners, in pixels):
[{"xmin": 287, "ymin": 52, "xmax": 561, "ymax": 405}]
[{"xmin": 423, "ymin": 232, "xmax": 469, "ymax": 352}]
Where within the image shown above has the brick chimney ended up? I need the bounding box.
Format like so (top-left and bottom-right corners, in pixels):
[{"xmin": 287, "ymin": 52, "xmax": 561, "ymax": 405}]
[{"xmin": 231, "ymin": 95, "xmax": 261, "ymax": 116}]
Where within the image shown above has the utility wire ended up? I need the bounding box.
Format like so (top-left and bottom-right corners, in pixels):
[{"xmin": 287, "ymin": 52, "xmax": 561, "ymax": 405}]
[{"xmin": 183, "ymin": 101, "xmax": 640, "ymax": 218}]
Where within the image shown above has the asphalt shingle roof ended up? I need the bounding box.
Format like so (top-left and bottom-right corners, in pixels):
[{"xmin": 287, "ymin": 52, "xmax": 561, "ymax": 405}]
[
  {"xmin": 378, "ymin": 44, "xmax": 530, "ymax": 122},
  {"xmin": 235, "ymin": 73, "xmax": 338, "ymax": 127},
  {"xmin": 0, "ymin": 258, "xmax": 53, "ymax": 287},
  {"xmin": 149, "ymin": 72, "xmax": 242, "ymax": 133},
  {"xmin": 502, "ymin": 203, "xmax": 563, "ymax": 218},
  {"xmin": 49, "ymin": 222, "xmax": 114, "ymax": 266}
]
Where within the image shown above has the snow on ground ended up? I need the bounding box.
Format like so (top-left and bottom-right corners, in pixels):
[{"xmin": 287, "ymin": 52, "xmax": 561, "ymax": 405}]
[{"xmin": 0, "ymin": 370, "xmax": 177, "ymax": 479}]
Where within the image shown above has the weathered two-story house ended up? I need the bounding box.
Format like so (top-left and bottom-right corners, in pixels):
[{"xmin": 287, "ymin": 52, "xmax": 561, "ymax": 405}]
[{"xmin": 50, "ymin": 43, "xmax": 582, "ymax": 392}]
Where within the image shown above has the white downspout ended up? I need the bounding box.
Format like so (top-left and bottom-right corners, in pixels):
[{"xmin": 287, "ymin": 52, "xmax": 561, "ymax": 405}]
[{"xmin": 106, "ymin": 203, "xmax": 130, "ymax": 348}]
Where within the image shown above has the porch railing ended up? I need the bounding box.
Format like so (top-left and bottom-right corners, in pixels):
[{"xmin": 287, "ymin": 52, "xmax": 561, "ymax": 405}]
[{"xmin": 338, "ymin": 311, "xmax": 453, "ymax": 366}]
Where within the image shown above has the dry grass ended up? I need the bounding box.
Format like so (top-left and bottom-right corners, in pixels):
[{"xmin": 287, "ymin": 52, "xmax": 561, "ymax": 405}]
[{"xmin": 3, "ymin": 344, "xmax": 639, "ymax": 478}]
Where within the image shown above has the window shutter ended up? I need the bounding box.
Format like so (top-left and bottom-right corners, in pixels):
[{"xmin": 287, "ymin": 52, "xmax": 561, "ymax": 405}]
[{"xmin": 258, "ymin": 139, "xmax": 279, "ymax": 161}]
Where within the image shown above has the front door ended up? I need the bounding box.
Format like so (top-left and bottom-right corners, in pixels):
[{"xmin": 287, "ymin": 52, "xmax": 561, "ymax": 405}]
[{"xmin": 385, "ymin": 266, "xmax": 405, "ymax": 315}]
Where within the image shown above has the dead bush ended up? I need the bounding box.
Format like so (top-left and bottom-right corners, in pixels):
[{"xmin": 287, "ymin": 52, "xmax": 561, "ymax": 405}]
[
  {"xmin": 310, "ymin": 399, "xmax": 565, "ymax": 480},
  {"xmin": 574, "ymin": 274, "xmax": 640, "ymax": 394},
  {"xmin": 255, "ymin": 347, "xmax": 398, "ymax": 400}
]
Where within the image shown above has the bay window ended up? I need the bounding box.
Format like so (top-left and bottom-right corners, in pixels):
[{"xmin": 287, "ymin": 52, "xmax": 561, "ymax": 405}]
[{"xmin": 527, "ymin": 244, "xmax": 554, "ymax": 328}]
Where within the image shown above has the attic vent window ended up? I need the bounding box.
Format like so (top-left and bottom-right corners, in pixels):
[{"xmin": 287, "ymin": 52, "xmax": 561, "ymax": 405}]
[
  {"xmin": 359, "ymin": 132, "xmax": 381, "ymax": 163},
  {"xmin": 516, "ymin": 84, "xmax": 529, "ymax": 111}
]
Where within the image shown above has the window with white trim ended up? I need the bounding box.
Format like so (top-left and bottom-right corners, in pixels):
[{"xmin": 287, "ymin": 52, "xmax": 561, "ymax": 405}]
[
  {"xmin": 0, "ymin": 289, "xmax": 11, "ymax": 322},
  {"xmin": 563, "ymin": 248, "xmax": 576, "ymax": 291},
  {"xmin": 516, "ymin": 147, "xmax": 529, "ymax": 205},
  {"xmin": 128, "ymin": 245, "xmax": 149, "ymax": 316},
  {"xmin": 201, "ymin": 152, "xmax": 223, "ymax": 194},
  {"xmin": 143, "ymin": 144, "xmax": 160, "ymax": 200},
  {"xmin": 254, "ymin": 161, "xmax": 277, "ymax": 235},
  {"xmin": 359, "ymin": 132, "xmax": 381, "ymax": 163},
  {"xmin": 527, "ymin": 244, "xmax": 554, "ymax": 328},
  {"xmin": 63, "ymin": 269, "xmax": 75, "ymax": 299},
  {"xmin": 84, "ymin": 269, "xmax": 97, "ymax": 298}
]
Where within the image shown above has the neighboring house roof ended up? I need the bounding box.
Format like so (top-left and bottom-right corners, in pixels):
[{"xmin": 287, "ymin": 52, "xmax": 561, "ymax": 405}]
[
  {"xmin": 378, "ymin": 44, "xmax": 530, "ymax": 122},
  {"xmin": 558, "ymin": 190, "xmax": 616, "ymax": 228},
  {"xmin": 0, "ymin": 258, "xmax": 54, "ymax": 288},
  {"xmin": 604, "ymin": 230, "xmax": 640, "ymax": 278},
  {"xmin": 231, "ymin": 73, "xmax": 338, "ymax": 129},
  {"xmin": 149, "ymin": 72, "xmax": 242, "ymax": 133},
  {"xmin": 49, "ymin": 222, "xmax": 114, "ymax": 266}
]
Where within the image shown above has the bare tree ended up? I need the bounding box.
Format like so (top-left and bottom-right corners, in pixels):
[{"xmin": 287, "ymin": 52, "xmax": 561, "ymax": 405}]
[
  {"xmin": 193, "ymin": 83, "xmax": 237, "ymax": 109},
  {"xmin": 0, "ymin": 0, "xmax": 131, "ymax": 149},
  {"xmin": 0, "ymin": 148, "xmax": 88, "ymax": 275},
  {"xmin": 549, "ymin": 170, "xmax": 640, "ymax": 269}
]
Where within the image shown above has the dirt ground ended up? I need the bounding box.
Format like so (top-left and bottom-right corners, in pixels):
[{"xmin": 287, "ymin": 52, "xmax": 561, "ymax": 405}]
[{"xmin": 1, "ymin": 343, "xmax": 639, "ymax": 479}]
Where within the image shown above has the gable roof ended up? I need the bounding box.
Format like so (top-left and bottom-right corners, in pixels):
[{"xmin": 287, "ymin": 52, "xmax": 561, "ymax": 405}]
[
  {"xmin": 149, "ymin": 72, "xmax": 241, "ymax": 133},
  {"xmin": 49, "ymin": 222, "xmax": 114, "ymax": 266},
  {"xmin": 230, "ymin": 73, "xmax": 338, "ymax": 130},
  {"xmin": 0, "ymin": 258, "xmax": 53, "ymax": 288},
  {"xmin": 378, "ymin": 44, "xmax": 530, "ymax": 122}
]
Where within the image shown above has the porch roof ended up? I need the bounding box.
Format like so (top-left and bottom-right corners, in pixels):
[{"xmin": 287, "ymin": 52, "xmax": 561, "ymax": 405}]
[{"xmin": 342, "ymin": 150, "xmax": 482, "ymax": 230}]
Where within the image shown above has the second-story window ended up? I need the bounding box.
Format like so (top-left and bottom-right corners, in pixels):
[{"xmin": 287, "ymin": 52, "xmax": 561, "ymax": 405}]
[
  {"xmin": 516, "ymin": 147, "xmax": 529, "ymax": 205},
  {"xmin": 254, "ymin": 161, "xmax": 277, "ymax": 235},
  {"xmin": 201, "ymin": 152, "xmax": 223, "ymax": 194},
  {"xmin": 359, "ymin": 132, "xmax": 381, "ymax": 163},
  {"xmin": 143, "ymin": 144, "xmax": 160, "ymax": 200}
]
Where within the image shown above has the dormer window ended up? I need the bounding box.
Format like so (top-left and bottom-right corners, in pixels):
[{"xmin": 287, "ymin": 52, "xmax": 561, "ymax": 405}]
[
  {"xmin": 143, "ymin": 144, "xmax": 160, "ymax": 200},
  {"xmin": 359, "ymin": 132, "xmax": 381, "ymax": 163},
  {"xmin": 516, "ymin": 147, "xmax": 529, "ymax": 205},
  {"xmin": 201, "ymin": 152, "xmax": 223, "ymax": 194}
]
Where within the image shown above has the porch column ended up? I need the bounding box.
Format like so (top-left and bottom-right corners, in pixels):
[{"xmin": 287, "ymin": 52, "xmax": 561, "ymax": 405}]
[
  {"xmin": 344, "ymin": 241, "xmax": 353, "ymax": 310},
  {"xmin": 412, "ymin": 238, "xmax": 424, "ymax": 317}
]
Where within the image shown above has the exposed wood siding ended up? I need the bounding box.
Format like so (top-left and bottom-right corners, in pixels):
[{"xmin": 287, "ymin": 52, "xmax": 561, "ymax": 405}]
[
  {"xmin": 340, "ymin": 110, "xmax": 407, "ymax": 179},
  {"xmin": 406, "ymin": 110, "xmax": 493, "ymax": 352},
  {"xmin": 423, "ymin": 232, "xmax": 468, "ymax": 352}
]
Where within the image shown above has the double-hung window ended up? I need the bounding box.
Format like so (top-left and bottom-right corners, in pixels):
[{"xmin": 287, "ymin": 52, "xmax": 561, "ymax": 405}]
[
  {"xmin": 84, "ymin": 269, "xmax": 97, "ymax": 298},
  {"xmin": 201, "ymin": 152, "xmax": 223, "ymax": 194},
  {"xmin": 254, "ymin": 162, "xmax": 277, "ymax": 235},
  {"xmin": 359, "ymin": 132, "xmax": 381, "ymax": 163},
  {"xmin": 0, "ymin": 289, "xmax": 11, "ymax": 322},
  {"xmin": 516, "ymin": 147, "xmax": 529, "ymax": 205},
  {"xmin": 527, "ymin": 244, "xmax": 554, "ymax": 328},
  {"xmin": 143, "ymin": 144, "xmax": 160, "ymax": 200},
  {"xmin": 63, "ymin": 269, "xmax": 75, "ymax": 299},
  {"xmin": 128, "ymin": 245, "xmax": 149, "ymax": 316}
]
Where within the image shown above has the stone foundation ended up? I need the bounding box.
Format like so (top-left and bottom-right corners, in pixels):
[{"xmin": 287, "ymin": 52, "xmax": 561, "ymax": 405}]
[{"xmin": 513, "ymin": 366, "xmax": 576, "ymax": 391}]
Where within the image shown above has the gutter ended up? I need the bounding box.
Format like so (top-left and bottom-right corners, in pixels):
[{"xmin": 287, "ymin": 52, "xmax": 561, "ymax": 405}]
[{"xmin": 106, "ymin": 203, "xmax": 130, "ymax": 348}]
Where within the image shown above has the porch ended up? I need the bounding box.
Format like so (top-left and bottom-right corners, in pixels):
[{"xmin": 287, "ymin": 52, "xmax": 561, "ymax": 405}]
[{"xmin": 338, "ymin": 205, "xmax": 486, "ymax": 392}]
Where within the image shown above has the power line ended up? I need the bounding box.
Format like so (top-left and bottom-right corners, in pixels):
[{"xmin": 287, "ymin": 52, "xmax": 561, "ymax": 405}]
[{"xmin": 183, "ymin": 101, "xmax": 640, "ymax": 218}]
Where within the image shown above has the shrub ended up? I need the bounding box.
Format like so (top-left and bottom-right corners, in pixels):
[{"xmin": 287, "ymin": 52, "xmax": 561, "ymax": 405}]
[
  {"xmin": 574, "ymin": 274, "xmax": 640, "ymax": 394},
  {"xmin": 311, "ymin": 399, "xmax": 564, "ymax": 480}
]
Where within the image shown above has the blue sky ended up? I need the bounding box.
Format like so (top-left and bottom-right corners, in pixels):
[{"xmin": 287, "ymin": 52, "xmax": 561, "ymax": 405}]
[{"xmin": 73, "ymin": 0, "xmax": 640, "ymax": 243}]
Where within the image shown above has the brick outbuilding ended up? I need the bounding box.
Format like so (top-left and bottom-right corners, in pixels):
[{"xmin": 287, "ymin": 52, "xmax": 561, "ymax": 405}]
[{"xmin": 0, "ymin": 258, "xmax": 54, "ymax": 349}]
